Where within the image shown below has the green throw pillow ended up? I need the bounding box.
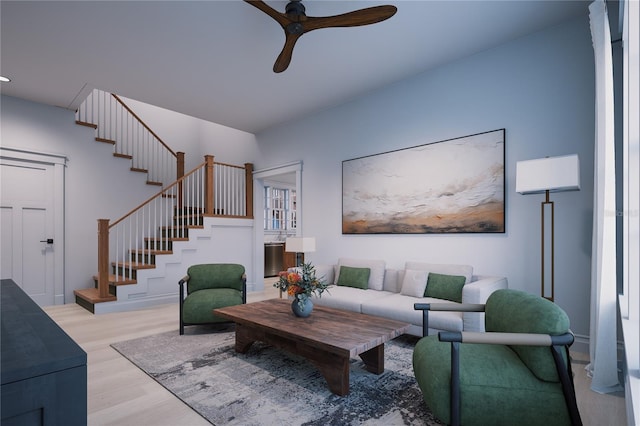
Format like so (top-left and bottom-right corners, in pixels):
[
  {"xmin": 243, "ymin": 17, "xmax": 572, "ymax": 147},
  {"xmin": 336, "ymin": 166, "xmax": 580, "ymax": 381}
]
[
  {"xmin": 424, "ymin": 272, "xmax": 466, "ymax": 302},
  {"xmin": 337, "ymin": 266, "xmax": 370, "ymax": 290}
]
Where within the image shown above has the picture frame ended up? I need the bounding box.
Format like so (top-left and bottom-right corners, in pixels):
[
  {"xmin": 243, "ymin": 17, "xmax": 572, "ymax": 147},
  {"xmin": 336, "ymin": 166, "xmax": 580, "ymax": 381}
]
[{"xmin": 342, "ymin": 129, "xmax": 505, "ymax": 234}]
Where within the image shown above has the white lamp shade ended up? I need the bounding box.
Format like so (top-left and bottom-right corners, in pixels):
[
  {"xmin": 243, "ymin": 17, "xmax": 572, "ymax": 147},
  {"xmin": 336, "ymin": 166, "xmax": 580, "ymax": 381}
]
[
  {"xmin": 515, "ymin": 154, "xmax": 580, "ymax": 194},
  {"xmin": 285, "ymin": 237, "xmax": 316, "ymax": 253}
]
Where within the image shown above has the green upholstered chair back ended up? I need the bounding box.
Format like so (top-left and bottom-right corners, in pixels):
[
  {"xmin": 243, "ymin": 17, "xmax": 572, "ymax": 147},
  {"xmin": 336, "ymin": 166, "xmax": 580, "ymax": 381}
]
[
  {"xmin": 485, "ymin": 289, "xmax": 570, "ymax": 382},
  {"xmin": 186, "ymin": 264, "xmax": 245, "ymax": 294}
]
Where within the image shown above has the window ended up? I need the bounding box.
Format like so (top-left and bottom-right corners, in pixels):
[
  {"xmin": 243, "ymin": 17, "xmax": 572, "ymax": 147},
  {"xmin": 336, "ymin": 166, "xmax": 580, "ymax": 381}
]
[
  {"xmin": 619, "ymin": 0, "xmax": 639, "ymax": 422},
  {"xmin": 264, "ymin": 186, "xmax": 297, "ymax": 230}
]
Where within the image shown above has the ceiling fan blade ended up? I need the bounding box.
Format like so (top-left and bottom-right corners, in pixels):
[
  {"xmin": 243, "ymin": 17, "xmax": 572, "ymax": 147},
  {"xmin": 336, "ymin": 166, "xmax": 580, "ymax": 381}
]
[
  {"xmin": 245, "ymin": 1, "xmax": 398, "ymax": 73},
  {"xmin": 244, "ymin": 0, "xmax": 290, "ymax": 28},
  {"xmin": 303, "ymin": 5, "xmax": 397, "ymax": 32},
  {"xmin": 273, "ymin": 32, "xmax": 302, "ymax": 73}
]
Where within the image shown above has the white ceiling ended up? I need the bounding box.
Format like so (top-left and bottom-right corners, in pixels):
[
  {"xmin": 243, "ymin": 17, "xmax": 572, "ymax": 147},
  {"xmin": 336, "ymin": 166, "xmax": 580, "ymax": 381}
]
[{"xmin": 0, "ymin": 1, "xmax": 589, "ymax": 134}]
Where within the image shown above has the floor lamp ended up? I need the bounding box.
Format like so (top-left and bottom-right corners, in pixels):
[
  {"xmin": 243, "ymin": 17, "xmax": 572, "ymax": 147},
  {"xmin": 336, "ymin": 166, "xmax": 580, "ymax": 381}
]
[
  {"xmin": 516, "ymin": 154, "xmax": 580, "ymax": 302},
  {"xmin": 285, "ymin": 237, "xmax": 316, "ymax": 267}
]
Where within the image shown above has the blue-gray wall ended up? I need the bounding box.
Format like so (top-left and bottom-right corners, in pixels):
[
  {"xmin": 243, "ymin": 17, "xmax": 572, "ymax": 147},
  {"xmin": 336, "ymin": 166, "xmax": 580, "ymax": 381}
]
[{"xmin": 253, "ymin": 16, "xmax": 595, "ymax": 340}]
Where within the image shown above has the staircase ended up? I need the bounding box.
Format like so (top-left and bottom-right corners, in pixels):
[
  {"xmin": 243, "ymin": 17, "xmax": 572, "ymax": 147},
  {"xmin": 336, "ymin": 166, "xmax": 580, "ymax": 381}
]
[
  {"xmin": 71, "ymin": 89, "xmax": 254, "ymax": 313},
  {"xmin": 74, "ymin": 90, "xmax": 181, "ymax": 188},
  {"xmin": 74, "ymin": 205, "xmax": 206, "ymax": 313}
]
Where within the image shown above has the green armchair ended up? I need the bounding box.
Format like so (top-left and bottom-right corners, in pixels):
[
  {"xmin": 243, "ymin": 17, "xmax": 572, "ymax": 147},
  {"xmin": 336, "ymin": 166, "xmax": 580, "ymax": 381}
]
[
  {"xmin": 413, "ymin": 289, "xmax": 582, "ymax": 426},
  {"xmin": 179, "ymin": 263, "xmax": 247, "ymax": 335}
]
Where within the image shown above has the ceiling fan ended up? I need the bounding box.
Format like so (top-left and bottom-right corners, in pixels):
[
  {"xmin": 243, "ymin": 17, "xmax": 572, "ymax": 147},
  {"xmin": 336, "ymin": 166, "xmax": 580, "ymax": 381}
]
[{"xmin": 245, "ymin": 0, "xmax": 397, "ymax": 73}]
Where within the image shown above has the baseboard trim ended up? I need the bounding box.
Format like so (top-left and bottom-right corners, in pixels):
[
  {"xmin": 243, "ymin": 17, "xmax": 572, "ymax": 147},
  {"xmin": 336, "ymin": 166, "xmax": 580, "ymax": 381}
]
[{"xmin": 572, "ymin": 333, "xmax": 590, "ymax": 354}]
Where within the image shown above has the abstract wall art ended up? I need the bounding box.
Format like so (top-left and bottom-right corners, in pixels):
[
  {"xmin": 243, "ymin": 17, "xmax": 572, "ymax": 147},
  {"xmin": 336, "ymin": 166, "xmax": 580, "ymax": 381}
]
[{"xmin": 342, "ymin": 129, "xmax": 505, "ymax": 234}]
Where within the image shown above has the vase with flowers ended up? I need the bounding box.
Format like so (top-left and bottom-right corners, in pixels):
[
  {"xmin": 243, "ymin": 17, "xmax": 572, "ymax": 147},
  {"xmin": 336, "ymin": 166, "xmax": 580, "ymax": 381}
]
[{"xmin": 274, "ymin": 262, "xmax": 330, "ymax": 317}]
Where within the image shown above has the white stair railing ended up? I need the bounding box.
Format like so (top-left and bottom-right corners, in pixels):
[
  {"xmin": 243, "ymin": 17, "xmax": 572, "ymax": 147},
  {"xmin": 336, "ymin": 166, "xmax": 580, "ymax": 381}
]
[
  {"xmin": 96, "ymin": 156, "xmax": 254, "ymax": 298},
  {"xmin": 76, "ymin": 89, "xmax": 178, "ymax": 186}
]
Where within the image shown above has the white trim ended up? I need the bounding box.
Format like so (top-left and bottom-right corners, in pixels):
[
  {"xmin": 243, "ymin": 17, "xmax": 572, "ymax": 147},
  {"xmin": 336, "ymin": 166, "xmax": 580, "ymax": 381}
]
[
  {"xmin": 253, "ymin": 161, "xmax": 302, "ymax": 179},
  {"xmin": 0, "ymin": 146, "xmax": 68, "ymax": 166},
  {"xmin": 253, "ymin": 161, "xmax": 303, "ymax": 286},
  {"xmin": 620, "ymin": 0, "xmax": 640, "ymax": 422}
]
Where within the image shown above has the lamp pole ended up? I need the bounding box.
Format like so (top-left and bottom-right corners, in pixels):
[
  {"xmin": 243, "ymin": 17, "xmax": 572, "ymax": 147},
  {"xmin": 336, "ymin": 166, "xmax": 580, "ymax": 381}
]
[{"xmin": 541, "ymin": 190, "xmax": 555, "ymax": 302}]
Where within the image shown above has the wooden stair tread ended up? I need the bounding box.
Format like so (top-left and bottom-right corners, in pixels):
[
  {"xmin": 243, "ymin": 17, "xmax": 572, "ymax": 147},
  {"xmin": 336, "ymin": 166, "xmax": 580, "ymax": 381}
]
[
  {"xmin": 114, "ymin": 152, "xmax": 133, "ymax": 159},
  {"xmin": 92, "ymin": 274, "xmax": 137, "ymax": 285},
  {"xmin": 74, "ymin": 288, "xmax": 116, "ymax": 303},
  {"xmin": 129, "ymin": 249, "xmax": 172, "ymax": 255},
  {"xmin": 76, "ymin": 120, "xmax": 98, "ymax": 129},
  {"xmin": 130, "ymin": 167, "xmax": 148, "ymax": 173},
  {"xmin": 96, "ymin": 137, "xmax": 116, "ymax": 145},
  {"xmin": 112, "ymin": 261, "xmax": 156, "ymax": 270},
  {"xmin": 146, "ymin": 181, "xmax": 162, "ymax": 186}
]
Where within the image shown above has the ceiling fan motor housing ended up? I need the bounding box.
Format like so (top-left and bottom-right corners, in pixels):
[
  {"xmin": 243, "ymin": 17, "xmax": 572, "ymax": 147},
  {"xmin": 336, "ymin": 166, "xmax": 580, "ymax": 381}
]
[{"xmin": 285, "ymin": 1, "xmax": 305, "ymax": 16}]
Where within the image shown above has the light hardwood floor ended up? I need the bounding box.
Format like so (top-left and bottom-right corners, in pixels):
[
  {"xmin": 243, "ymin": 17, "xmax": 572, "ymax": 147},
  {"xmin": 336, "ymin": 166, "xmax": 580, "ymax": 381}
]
[{"xmin": 43, "ymin": 286, "xmax": 627, "ymax": 425}]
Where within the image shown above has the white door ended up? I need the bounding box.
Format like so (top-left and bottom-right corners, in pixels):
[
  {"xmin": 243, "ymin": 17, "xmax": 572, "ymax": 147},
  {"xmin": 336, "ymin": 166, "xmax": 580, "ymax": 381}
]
[{"xmin": 0, "ymin": 150, "xmax": 65, "ymax": 306}]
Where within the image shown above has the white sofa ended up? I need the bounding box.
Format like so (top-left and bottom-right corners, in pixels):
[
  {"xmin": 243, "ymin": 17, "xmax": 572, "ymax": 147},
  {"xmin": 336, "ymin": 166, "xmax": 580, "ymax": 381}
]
[{"xmin": 306, "ymin": 258, "xmax": 508, "ymax": 337}]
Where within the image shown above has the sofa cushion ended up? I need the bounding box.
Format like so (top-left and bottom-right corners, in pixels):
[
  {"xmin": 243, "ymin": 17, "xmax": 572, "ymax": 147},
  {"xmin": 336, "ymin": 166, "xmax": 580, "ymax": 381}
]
[
  {"xmin": 404, "ymin": 262, "xmax": 473, "ymax": 284},
  {"xmin": 400, "ymin": 269, "xmax": 430, "ymax": 298},
  {"xmin": 361, "ymin": 293, "xmax": 464, "ymax": 332},
  {"xmin": 424, "ymin": 272, "xmax": 466, "ymax": 303},
  {"xmin": 382, "ymin": 269, "xmax": 400, "ymax": 293},
  {"xmin": 186, "ymin": 263, "xmax": 245, "ymax": 294},
  {"xmin": 311, "ymin": 287, "xmax": 393, "ymax": 312},
  {"xmin": 336, "ymin": 258, "xmax": 386, "ymax": 291},
  {"xmin": 336, "ymin": 265, "xmax": 370, "ymax": 289},
  {"xmin": 183, "ymin": 288, "xmax": 243, "ymax": 324},
  {"xmin": 313, "ymin": 264, "xmax": 335, "ymax": 285}
]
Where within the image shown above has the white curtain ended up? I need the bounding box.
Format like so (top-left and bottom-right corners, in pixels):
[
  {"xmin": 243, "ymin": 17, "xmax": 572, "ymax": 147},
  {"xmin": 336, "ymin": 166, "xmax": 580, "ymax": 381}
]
[{"xmin": 586, "ymin": 0, "xmax": 622, "ymax": 394}]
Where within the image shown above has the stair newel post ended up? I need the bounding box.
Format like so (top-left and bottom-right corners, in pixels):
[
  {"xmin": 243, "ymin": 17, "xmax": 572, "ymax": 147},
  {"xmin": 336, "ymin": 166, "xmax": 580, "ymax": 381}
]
[
  {"xmin": 176, "ymin": 152, "xmax": 185, "ymax": 179},
  {"xmin": 245, "ymin": 163, "xmax": 254, "ymax": 219},
  {"xmin": 205, "ymin": 155, "xmax": 215, "ymax": 216},
  {"xmin": 97, "ymin": 219, "xmax": 110, "ymax": 298},
  {"xmin": 177, "ymin": 152, "xmax": 185, "ymax": 211}
]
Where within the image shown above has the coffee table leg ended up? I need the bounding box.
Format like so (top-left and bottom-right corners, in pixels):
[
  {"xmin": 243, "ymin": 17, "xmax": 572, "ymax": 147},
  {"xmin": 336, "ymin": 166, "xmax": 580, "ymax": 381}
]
[
  {"xmin": 359, "ymin": 344, "xmax": 384, "ymax": 374},
  {"xmin": 234, "ymin": 324, "xmax": 255, "ymax": 353},
  {"xmin": 311, "ymin": 356, "xmax": 350, "ymax": 396}
]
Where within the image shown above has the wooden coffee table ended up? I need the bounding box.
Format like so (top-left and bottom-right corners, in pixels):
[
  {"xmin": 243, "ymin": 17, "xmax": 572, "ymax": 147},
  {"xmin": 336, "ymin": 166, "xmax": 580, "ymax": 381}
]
[{"xmin": 214, "ymin": 298, "xmax": 411, "ymax": 396}]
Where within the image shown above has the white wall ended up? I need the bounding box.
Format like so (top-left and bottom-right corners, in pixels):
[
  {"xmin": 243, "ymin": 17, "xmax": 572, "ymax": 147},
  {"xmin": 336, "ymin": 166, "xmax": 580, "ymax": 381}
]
[
  {"xmin": 252, "ymin": 17, "xmax": 595, "ymax": 339},
  {"xmin": 122, "ymin": 96, "xmax": 260, "ymax": 171},
  {"xmin": 0, "ymin": 95, "xmax": 260, "ymax": 303}
]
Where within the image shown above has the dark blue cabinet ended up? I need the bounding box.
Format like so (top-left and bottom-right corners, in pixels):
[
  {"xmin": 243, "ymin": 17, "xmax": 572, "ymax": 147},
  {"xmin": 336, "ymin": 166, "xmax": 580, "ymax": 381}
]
[{"xmin": 1, "ymin": 280, "xmax": 87, "ymax": 425}]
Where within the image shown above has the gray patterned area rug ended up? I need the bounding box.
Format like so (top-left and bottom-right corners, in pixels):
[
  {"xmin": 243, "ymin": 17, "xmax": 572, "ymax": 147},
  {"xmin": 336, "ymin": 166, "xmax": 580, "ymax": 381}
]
[{"xmin": 111, "ymin": 326, "xmax": 442, "ymax": 426}]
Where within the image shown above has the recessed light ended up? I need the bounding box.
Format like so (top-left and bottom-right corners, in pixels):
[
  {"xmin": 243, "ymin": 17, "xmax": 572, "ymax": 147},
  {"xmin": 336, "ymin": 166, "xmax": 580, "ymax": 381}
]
[{"xmin": 0, "ymin": 76, "xmax": 11, "ymax": 82}]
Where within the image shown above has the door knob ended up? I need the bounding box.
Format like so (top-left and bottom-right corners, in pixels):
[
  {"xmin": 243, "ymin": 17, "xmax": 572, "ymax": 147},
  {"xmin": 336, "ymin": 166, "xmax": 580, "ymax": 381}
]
[{"xmin": 40, "ymin": 239, "xmax": 54, "ymax": 244}]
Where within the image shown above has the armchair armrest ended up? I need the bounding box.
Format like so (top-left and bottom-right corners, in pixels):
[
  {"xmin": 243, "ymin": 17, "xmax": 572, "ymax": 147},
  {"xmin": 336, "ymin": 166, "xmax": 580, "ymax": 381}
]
[
  {"xmin": 178, "ymin": 275, "xmax": 190, "ymax": 298},
  {"xmin": 413, "ymin": 303, "xmax": 485, "ymax": 337},
  {"xmin": 439, "ymin": 331, "xmax": 574, "ymax": 347},
  {"xmin": 414, "ymin": 303, "xmax": 485, "ymax": 312}
]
